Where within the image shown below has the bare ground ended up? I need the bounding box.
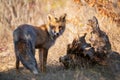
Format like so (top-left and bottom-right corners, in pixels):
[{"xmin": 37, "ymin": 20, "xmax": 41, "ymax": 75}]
[{"xmin": 0, "ymin": 35, "xmax": 120, "ymax": 80}]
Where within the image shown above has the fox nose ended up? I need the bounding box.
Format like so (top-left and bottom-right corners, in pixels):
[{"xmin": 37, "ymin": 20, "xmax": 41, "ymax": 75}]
[
  {"xmin": 54, "ymin": 31, "xmax": 59, "ymax": 36},
  {"xmin": 56, "ymin": 33, "xmax": 59, "ymax": 36}
]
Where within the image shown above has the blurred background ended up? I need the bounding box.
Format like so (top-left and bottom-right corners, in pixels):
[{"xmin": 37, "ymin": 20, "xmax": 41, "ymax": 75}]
[{"xmin": 0, "ymin": 0, "xmax": 120, "ymax": 80}]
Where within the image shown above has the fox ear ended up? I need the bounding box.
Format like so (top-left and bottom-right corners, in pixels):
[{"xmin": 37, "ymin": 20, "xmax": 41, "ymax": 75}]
[
  {"xmin": 47, "ymin": 14, "xmax": 55, "ymax": 22},
  {"xmin": 60, "ymin": 13, "xmax": 67, "ymax": 22}
]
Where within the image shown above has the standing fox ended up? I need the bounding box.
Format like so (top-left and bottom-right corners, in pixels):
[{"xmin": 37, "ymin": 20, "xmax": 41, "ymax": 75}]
[{"xmin": 13, "ymin": 13, "xmax": 67, "ymax": 74}]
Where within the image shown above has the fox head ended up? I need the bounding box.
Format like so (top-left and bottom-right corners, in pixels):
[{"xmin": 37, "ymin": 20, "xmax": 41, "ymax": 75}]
[{"xmin": 47, "ymin": 13, "xmax": 67, "ymax": 39}]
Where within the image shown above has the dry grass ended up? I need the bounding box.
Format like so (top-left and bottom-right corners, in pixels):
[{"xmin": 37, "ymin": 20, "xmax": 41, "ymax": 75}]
[{"xmin": 0, "ymin": 0, "xmax": 120, "ymax": 80}]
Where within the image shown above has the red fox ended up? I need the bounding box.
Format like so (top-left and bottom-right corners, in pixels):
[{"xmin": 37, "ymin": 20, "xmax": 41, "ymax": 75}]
[{"xmin": 13, "ymin": 13, "xmax": 67, "ymax": 74}]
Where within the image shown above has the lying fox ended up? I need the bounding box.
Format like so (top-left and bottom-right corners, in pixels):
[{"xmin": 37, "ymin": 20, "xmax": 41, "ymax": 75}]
[{"xmin": 13, "ymin": 13, "xmax": 67, "ymax": 74}]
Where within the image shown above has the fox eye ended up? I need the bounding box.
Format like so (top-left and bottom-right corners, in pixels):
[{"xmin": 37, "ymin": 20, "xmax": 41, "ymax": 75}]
[
  {"xmin": 50, "ymin": 25, "xmax": 55, "ymax": 29},
  {"xmin": 59, "ymin": 26, "xmax": 63, "ymax": 29}
]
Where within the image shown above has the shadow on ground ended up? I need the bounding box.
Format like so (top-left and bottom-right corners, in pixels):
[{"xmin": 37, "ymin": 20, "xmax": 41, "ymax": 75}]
[{"xmin": 0, "ymin": 51, "xmax": 120, "ymax": 80}]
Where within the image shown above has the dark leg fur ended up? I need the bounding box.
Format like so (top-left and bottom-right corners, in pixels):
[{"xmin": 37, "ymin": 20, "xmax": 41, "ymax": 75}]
[
  {"xmin": 16, "ymin": 56, "xmax": 20, "ymax": 70},
  {"xmin": 14, "ymin": 42, "xmax": 20, "ymax": 70},
  {"xmin": 39, "ymin": 48, "xmax": 48, "ymax": 72}
]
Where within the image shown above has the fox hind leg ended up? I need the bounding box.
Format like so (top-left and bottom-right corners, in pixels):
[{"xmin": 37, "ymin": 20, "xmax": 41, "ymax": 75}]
[
  {"xmin": 14, "ymin": 41, "xmax": 20, "ymax": 71},
  {"xmin": 14, "ymin": 42, "xmax": 20, "ymax": 73},
  {"xmin": 16, "ymin": 56, "xmax": 20, "ymax": 70}
]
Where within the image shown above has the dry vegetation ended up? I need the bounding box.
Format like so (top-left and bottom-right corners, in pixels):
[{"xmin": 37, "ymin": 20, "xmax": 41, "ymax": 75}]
[{"xmin": 0, "ymin": 0, "xmax": 120, "ymax": 80}]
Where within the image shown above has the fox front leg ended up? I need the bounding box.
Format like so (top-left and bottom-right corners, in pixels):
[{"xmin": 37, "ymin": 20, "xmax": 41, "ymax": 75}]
[{"xmin": 39, "ymin": 48, "xmax": 48, "ymax": 72}]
